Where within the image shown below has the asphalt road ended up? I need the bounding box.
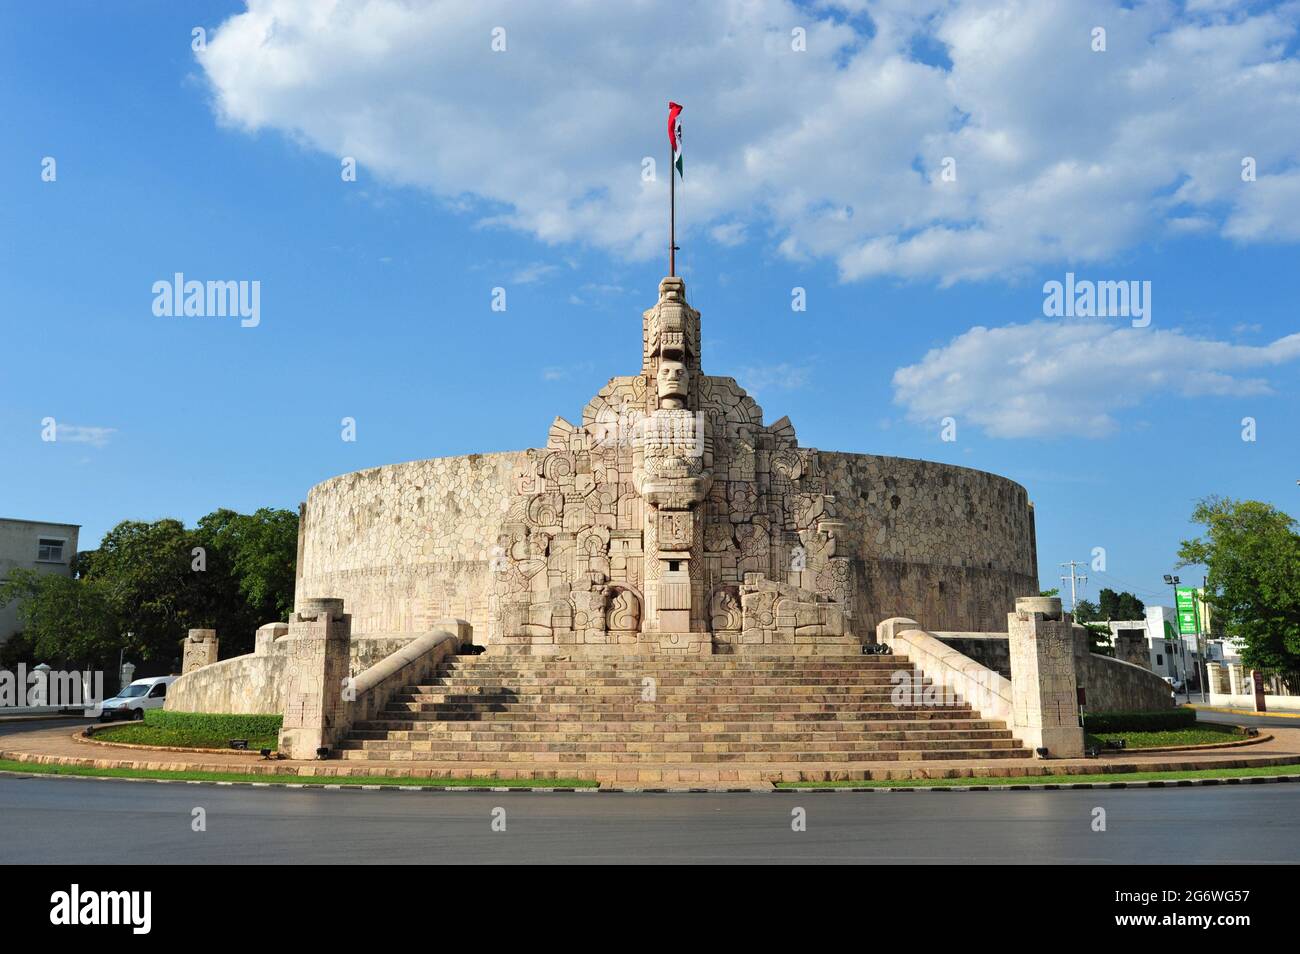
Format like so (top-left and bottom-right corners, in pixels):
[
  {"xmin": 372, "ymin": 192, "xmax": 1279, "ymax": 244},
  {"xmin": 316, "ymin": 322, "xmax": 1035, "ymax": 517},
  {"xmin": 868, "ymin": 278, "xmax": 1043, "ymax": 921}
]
[
  {"xmin": 1, "ymin": 774, "xmax": 1297, "ymax": 864},
  {"xmin": 0, "ymin": 717, "xmax": 92, "ymax": 739}
]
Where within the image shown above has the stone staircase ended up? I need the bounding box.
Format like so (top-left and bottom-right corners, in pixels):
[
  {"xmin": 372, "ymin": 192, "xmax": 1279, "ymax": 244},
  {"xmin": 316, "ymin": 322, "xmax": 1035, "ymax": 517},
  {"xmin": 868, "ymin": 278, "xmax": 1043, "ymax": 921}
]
[{"xmin": 336, "ymin": 653, "xmax": 1030, "ymax": 767}]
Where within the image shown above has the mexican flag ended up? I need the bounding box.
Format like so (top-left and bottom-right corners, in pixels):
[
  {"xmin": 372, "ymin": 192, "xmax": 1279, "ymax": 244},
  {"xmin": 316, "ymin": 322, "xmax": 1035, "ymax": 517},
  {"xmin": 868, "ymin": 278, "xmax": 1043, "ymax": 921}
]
[{"xmin": 668, "ymin": 101, "xmax": 683, "ymax": 178}]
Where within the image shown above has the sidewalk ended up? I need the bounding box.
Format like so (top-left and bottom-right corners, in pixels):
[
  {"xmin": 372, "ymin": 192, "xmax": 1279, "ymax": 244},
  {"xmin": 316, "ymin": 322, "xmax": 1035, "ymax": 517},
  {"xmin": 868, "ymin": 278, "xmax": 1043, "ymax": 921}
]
[
  {"xmin": 1188, "ymin": 703, "xmax": 1300, "ymax": 719},
  {"xmin": 3, "ymin": 723, "xmax": 1299, "ymax": 787}
]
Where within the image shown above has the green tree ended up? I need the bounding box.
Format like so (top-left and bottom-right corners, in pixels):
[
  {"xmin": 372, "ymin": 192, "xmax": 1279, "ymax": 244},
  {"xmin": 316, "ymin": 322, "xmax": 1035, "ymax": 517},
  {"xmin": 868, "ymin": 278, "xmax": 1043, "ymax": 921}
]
[
  {"xmin": 1083, "ymin": 622, "xmax": 1114, "ymax": 656},
  {"xmin": 196, "ymin": 508, "xmax": 298, "ymax": 624},
  {"xmin": 20, "ymin": 507, "xmax": 303, "ymax": 667},
  {"xmin": 0, "ymin": 569, "xmax": 118, "ymax": 667},
  {"xmin": 1178, "ymin": 497, "xmax": 1300, "ymax": 689},
  {"xmin": 77, "ymin": 518, "xmax": 201, "ymax": 665},
  {"xmin": 1098, "ymin": 588, "xmax": 1145, "ymax": 621},
  {"xmin": 1073, "ymin": 598, "xmax": 1101, "ymax": 622},
  {"xmin": 193, "ymin": 508, "xmax": 298, "ymax": 653}
]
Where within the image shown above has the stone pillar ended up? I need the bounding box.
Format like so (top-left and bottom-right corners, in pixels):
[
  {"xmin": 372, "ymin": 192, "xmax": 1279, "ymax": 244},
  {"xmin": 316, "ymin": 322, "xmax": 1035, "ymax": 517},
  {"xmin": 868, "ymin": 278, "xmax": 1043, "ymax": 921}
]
[
  {"xmin": 1228, "ymin": 663, "xmax": 1246, "ymax": 696},
  {"xmin": 1251, "ymin": 670, "xmax": 1267, "ymax": 712},
  {"xmin": 181, "ymin": 629, "xmax": 219, "ymax": 674},
  {"xmin": 1007, "ymin": 596, "xmax": 1084, "ymax": 758},
  {"xmin": 1115, "ymin": 629, "xmax": 1149, "ymax": 669},
  {"xmin": 30, "ymin": 663, "xmax": 51, "ymax": 707},
  {"xmin": 633, "ymin": 276, "xmax": 711, "ymax": 653},
  {"xmin": 119, "ymin": 661, "xmax": 135, "ymax": 693},
  {"xmin": 255, "ymin": 621, "xmax": 289, "ymax": 655},
  {"xmin": 1206, "ymin": 662, "xmax": 1230, "ymax": 695},
  {"xmin": 277, "ymin": 598, "xmax": 351, "ymax": 760}
]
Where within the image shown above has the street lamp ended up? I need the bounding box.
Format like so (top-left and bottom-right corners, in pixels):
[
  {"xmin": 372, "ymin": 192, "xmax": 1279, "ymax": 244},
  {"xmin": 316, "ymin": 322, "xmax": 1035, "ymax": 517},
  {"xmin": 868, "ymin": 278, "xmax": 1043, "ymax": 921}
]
[{"xmin": 1162, "ymin": 575, "xmax": 1183, "ymax": 696}]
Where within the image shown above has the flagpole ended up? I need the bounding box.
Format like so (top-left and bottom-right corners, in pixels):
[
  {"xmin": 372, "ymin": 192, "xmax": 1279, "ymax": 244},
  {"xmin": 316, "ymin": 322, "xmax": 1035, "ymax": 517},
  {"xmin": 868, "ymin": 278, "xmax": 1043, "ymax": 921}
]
[{"xmin": 670, "ymin": 140, "xmax": 676, "ymax": 276}]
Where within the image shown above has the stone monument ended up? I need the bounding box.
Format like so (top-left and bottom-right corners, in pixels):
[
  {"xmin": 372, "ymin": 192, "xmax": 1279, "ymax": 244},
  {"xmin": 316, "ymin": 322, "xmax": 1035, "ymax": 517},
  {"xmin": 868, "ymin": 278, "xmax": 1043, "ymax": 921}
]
[
  {"xmin": 293, "ymin": 276, "xmax": 1040, "ymax": 652},
  {"xmin": 491, "ymin": 276, "xmax": 856, "ymax": 655}
]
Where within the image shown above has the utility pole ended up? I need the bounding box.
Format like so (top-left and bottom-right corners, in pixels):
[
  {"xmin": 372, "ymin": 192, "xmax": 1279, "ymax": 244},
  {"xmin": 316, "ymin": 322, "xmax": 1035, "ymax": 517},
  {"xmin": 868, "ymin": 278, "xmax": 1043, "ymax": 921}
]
[
  {"xmin": 1197, "ymin": 575, "xmax": 1209, "ymax": 703},
  {"xmin": 1059, "ymin": 560, "xmax": 1088, "ymax": 614},
  {"xmin": 1162, "ymin": 574, "xmax": 1185, "ymax": 698}
]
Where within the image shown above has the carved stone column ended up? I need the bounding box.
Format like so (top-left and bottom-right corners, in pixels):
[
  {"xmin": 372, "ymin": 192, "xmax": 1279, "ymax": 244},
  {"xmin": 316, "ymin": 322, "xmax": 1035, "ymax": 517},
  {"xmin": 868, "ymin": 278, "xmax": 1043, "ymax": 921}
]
[
  {"xmin": 278, "ymin": 597, "xmax": 351, "ymax": 760},
  {"xmin": 635, "ymin": 276, "xmax": 712, "ymax": 647},
  {"xmin": 1007, "ymin": 596, "xmax": 1084, "ymax": 758},
  {"xmin": 181, "ymin": 629, "xmax": 218, "ymax": 674}
]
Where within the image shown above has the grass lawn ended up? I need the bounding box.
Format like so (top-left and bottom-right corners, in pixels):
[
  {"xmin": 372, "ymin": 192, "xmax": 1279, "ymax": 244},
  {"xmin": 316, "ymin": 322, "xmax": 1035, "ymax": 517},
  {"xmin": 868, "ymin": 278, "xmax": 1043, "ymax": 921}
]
[
  {"xmin": 0, "ymin": 758, "xmax": 598, "ymax": 788},
  {"xmin": 1086, "ymin": 722, "xmax": 1246, "ymax": 750},
  {"xmin": 92, "ymin": 722, "xmax": 280, "ymax": 751},
  {"xmin": 776, "ymin": 762, "xmax": 1300, "ymax": 789}
]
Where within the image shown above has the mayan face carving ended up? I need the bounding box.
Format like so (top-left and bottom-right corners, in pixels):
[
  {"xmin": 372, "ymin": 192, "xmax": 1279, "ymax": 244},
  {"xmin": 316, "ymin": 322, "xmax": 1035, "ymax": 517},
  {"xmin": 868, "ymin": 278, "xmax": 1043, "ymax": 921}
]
[
  {"xmin": 489, "ymin": 274, "xmax": 857, "ymax": 651},
  {"xmin": 657, "ymin": 358, "xmax": 689, "ymax": 409}
]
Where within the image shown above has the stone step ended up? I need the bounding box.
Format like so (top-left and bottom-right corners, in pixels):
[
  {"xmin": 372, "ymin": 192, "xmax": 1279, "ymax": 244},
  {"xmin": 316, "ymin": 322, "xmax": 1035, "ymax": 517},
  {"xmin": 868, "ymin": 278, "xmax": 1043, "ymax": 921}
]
[
  {"xmin": 337, "ymin": 652, "xmax": 1028, "ymax": 765},
  {"xmin": 345, "ymin": 722, "xmax": 1003, "ymax": 738},
  {"xmin": 335, "ymin": 746, "xmax": 1033, "ymax": 764},
  {"xmin": 447, "ymin": 659, "xmax": 909, "ymax": 673},
  {"xmin": 338, "ymin": 736, "xmax": 1024, "ymax": 755},
  {"xmin": 381, "ymin": 706, "xmax": 980, "ymax": 721},
  {"xmin": 354, "ymin": 710, "xmax": 997, "ymax": 729},
  {"xmin": 389, "ymin": 686, "xmax": 936, "ymax": 701},
  {"xmin": 343, "ymin": 733, "xmax": 1013, "ymax": 748},
  {"xmin": 423, "ymin": 670, "xmax": 915, "ymax": 686}
]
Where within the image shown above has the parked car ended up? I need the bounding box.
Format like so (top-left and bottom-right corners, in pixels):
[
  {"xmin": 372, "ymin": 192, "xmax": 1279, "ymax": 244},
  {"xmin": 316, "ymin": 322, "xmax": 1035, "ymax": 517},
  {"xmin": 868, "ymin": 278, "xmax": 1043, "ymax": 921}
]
[
  {"xmin": 1161, "ymin": 676, "xmax": 1185, "ymax": 693},
  {"xmin": 96, "ymin": 676, "xmax": 177, "ymax": 722}
]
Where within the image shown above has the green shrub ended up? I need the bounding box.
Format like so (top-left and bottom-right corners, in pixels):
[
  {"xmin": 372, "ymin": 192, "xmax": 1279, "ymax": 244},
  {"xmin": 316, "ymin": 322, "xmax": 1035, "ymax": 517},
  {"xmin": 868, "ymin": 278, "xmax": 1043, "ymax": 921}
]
[
  {"xmin": 96, "ymin": 711, "xmax": 283, "ymax": 750},
  {"xmin": 1083, "ymin": 709, "xmax": 1197, "ymax": 733},
  {"xmin": 143, "ymin": 710, "xmax": 282, "ymax": 737}
]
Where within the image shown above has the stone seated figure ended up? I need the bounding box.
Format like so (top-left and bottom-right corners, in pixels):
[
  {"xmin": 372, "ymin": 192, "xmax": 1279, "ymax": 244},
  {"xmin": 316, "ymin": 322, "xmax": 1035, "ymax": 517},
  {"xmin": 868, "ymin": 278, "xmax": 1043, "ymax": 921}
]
[{"xmin": 739, "ymin": 574, "xmax": 849, "ymax": 647}]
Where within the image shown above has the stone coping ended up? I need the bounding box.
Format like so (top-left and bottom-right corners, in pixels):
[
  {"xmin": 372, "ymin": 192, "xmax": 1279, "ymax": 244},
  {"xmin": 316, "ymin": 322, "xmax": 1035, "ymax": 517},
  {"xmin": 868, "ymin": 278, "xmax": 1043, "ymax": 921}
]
[
  {"xmin": 3, "ymin": 723, "xmax": 1298, "ymax": 786},
  {"xmin": 1099, "ymin": 732, "xmax": 1271, "ymax": 754}
]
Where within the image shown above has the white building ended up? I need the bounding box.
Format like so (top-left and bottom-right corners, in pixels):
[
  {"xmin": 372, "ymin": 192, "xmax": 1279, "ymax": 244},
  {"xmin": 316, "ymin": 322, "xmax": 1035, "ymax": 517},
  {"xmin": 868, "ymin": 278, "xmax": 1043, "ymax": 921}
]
[
  {"xmin": 0, "ymin": 518, "xmax": 81, "ymax": 646},
  {"xmin": 1105, "ymin": 606, "xmax": 1204, "ymax": 689}
]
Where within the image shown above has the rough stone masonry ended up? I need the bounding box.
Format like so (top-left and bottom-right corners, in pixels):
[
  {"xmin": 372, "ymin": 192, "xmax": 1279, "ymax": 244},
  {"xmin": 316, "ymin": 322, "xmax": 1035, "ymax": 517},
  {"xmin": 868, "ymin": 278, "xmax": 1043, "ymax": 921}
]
[{"xmin": 293, "ymin": 277, "xmax": 1040, "ymax": 654}]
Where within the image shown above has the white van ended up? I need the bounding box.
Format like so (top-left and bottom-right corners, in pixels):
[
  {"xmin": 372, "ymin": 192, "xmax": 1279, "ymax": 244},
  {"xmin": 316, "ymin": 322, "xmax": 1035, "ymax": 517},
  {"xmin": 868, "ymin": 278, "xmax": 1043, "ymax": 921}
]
[{"xmin": 96, "ymin": 676, "xmax": 178, "ymax": 721}]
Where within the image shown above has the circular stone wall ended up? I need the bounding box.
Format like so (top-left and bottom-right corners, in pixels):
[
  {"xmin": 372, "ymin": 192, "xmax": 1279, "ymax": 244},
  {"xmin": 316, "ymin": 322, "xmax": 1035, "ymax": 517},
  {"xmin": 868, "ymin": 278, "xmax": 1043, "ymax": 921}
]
[{"xmin": 295, "ymin": 449, "xmax": 1038, "ymax": 643}]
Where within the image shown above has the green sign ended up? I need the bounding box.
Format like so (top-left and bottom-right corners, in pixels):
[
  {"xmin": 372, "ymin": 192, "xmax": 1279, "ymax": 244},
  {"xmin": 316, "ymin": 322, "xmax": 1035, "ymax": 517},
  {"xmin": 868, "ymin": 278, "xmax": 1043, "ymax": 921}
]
[{"xmin": 1175, "ymin": 586, "xmax": 1201, "ymax": 636}]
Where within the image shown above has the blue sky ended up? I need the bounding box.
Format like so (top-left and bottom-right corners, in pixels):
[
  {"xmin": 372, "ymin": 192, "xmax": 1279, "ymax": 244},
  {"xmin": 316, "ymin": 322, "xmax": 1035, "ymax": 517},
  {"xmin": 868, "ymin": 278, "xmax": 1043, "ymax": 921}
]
[{"xmin": 3, "ymin": 0, "xmax": 1298, "ymax": 612}]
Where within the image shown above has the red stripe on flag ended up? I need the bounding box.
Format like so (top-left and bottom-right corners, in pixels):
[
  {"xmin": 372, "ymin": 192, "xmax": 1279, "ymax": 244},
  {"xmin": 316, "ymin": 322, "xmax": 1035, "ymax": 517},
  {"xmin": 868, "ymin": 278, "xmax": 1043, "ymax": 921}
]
[{"xmin": 668, "ymin": 101, "xmax": 683, "ymax": 151}]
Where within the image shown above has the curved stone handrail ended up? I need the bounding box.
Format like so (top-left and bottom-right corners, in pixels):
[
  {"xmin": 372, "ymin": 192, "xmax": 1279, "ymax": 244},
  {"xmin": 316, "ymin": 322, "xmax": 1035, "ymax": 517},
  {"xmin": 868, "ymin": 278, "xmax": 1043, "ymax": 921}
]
[
  {"xmin": 354, "ymin": 629, "xmax": 459, "ymax": 695},
  {"xmin": 877, "ymin": 616, "xmax": 1012, "ymax": 721},
  {"xmin": 342, "ymin": 619, "xmax": 471, "ymax": 731}
]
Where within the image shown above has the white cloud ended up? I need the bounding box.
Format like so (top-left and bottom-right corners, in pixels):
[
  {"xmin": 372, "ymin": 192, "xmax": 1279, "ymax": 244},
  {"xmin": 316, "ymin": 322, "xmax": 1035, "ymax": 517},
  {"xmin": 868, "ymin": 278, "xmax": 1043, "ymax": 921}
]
[
  {"xmin": 54, "ymin": 424, "xmax": 117, "ymax": 448},
  {"xmin": 511, "ymin": 262, "xmax": 560, "ymax": 285},
  {"xmin": 709, "ymin": 222, "xmax": 748, "ymax": 247},
  {"xmin": 729, "ymin": 363, "xmax": 811, "ymax": 397},
  {"xmin": 891, "ymin": 322, "xmax": 1300, "ymax": 438},
  {"xmin": 200, "ymin": 0, "xmax": 1300, "ymax": 283},
  {"xmin": 1223, "ymin": 170, "xmax": 1300, "ymax": 242}
]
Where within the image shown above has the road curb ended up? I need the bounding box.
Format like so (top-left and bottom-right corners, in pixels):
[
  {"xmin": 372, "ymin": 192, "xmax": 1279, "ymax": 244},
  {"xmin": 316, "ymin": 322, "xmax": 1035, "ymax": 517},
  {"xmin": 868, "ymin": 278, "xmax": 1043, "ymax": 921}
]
[
  {"xmin": 772, "ymin": 774, "xmax": 1300, "ymax": 793},
  {"xmin": 4, "ymin": 767, "xmax": 1300, "ymax": 793}
]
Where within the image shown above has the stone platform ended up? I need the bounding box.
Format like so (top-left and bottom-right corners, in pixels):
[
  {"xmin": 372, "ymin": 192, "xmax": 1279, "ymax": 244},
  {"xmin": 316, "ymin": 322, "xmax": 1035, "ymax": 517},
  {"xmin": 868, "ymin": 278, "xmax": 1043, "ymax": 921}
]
[{"xmin": 2, "ymin": 722, "xmax": 1297, "ymax": 788}]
